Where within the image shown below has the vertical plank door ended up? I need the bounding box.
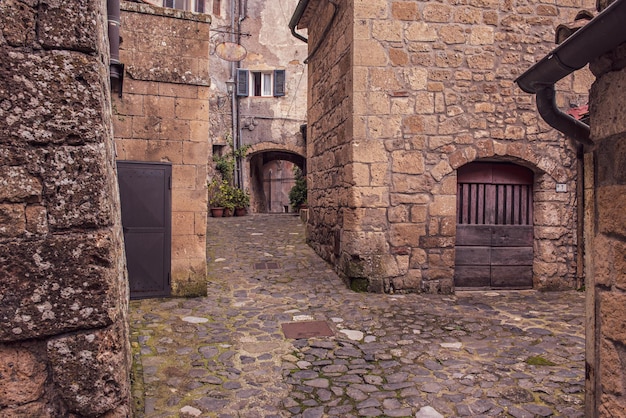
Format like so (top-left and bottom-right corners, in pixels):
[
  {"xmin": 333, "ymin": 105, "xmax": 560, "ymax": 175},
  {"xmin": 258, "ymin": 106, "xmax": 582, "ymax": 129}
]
[{"xmin": 455, "ymin": 162, "xmax": 534, "ymax": 289}]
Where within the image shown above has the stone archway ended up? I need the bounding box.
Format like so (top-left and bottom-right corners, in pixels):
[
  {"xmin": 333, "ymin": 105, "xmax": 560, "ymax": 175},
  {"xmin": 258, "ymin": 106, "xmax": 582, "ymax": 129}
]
[
  {"xmin": 247, "ymin": 148, "xmax": 306, "ymax": 213},
  {"xmin": 443, "ymin": 143, "xmax": 580, "ymax": 291}
]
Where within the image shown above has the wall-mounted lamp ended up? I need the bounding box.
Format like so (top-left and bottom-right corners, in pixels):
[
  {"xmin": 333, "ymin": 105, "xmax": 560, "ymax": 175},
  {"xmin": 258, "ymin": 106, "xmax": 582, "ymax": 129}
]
[{"xmin": 226, "ymin": 78, "xmax": 236, "ymax": 94}]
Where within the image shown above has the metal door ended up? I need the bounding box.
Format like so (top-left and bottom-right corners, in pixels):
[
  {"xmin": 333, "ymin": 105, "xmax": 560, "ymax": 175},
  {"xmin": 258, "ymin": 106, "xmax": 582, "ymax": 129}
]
[
  {"xmin": 117, "ymin": 161, "xmax": 171, "ymax": 299},
  {"xmin": 455, "ymin": 162, "xmax": 534, "ymax": 289}
]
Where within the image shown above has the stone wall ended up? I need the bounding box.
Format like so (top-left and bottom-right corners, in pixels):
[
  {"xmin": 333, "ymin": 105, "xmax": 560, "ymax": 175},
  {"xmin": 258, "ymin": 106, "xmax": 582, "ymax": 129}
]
[
  {"xmin": 302, "ymin": 0, "xmax": 595, "ymax": 293},
  {"xmin": 112, "ymin": 2, "xmax": 211, "ymax": 297},
  {"xmin": 0, "ymin": 0, "xmax": 131, "ymax": 415},
  {"xmin": 587, "ymin": 37, "xmax": 626, "ymax": 416},
  {"xmin": 304, "ymin": 0, "xmax": 354, "ymax": 271}
]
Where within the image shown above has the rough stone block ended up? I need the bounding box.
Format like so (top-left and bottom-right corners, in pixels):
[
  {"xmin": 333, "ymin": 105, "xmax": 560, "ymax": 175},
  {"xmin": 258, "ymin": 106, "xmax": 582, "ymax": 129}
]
[
  {"xmin": 406, "ymin": 22, "xmax": 438, "ymax": 42},
  {"xmin": 354, "ymin": 40, "xmax": 388, "ymax": 66},
  {"xmin": 0, "ymin": 50, "xmax": 107, "ymax": 146},
  {"xmin": 438, "ymin": 25, "xmax": 466, "ymax": 44},
  {"xmin": 391, "ymin": 2, "xmax": 419, "ymax": 21},
  {"xmin": 0, "ymin": 0, "xmax": 36, "ymax": 47},
  {"xmin": 38, "ymin": 0, "xmax": 99, "ymax": 52},
  {"xmin": 0, "ymin": 232, "xmax": 121, "ymax": 341},
  {"xmin": 389, "ymin": 223, "xmax": 426, "ymax": 247},
  {"xmin": 172, "ymin": 233, "xmax": 206, "ymax": 260},
  {"xmin": 600, "ymin": 291, "xmax": 626, "ymax": 345},
  {"xmin": 597, "ymin": 186, "xmax": 626, "ymax": 237},
  {"xmin": 354, "ymin": 0, "xmax": 388, "ymax": 19},
  {"xmin": 591, "ymin": 68, "xmax": 626, "ymax": 139},
  {"xmin": 0, "ymin": 343, "xmax": 47, "ymax": 406},
  {"xmin": 47, "ymin": 325, "xmax": 130, "ymax": 416},
  {"xmin": 183, "ymin": 142, "xmax": 209, "ymax": 165},
  {"xmin": 0, "ymin": 203, "xmax": 25, "ymax": 237},
  {"xmin": 392, "ymin": 150, "xmax": 425, "ymax": 174},
  {"xmin": 172, "ymin": 189, "xmax": 208, "ymax": 212},
  {"xmin": 423, "ymin": 3, "xmax": 452, "ymax": 22},
  {"xmin": 175, "ymin": 98, "xmax": 209, "ymax": 121}
]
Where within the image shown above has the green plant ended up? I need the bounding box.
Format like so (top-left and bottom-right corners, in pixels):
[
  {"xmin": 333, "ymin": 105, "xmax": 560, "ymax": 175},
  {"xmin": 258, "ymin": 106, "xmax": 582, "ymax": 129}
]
[
  {"xmin": 289, "ymin": 167, "xmax": 307, "ymax": 209},
  {"xmin": 213, "ymin": 133, "xmax": 251, "ymax": 183},
  {"xmin": 208, "ymin": 179, "xmax": 234, "ymax": 209},
  {"xmin": 231, "ymin": 188, "xmax": 250, "ymax": 209}
]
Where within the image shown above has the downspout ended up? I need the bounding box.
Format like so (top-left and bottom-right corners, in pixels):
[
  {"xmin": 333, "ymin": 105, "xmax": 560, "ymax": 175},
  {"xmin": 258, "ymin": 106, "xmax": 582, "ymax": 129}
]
[
  {"xmin": 107, "ymin": 0, "xmax": 124, "ymax": 97},
  {"xmin": 229, "ymin": 0, "xmax": 239, "ymax": 187},
  {"xmin": 515, "ymin": 0, "xmax": 626, "ymax": 148},
  {"xmin": 234, "ymin": 0, "xmax": 248, "ymax": 189},
  {"xmin": 289, "ymin": 0, "xmax": 310, "ymax": 43},
  {"xmin": 288, "ymin": 0, "xmax": 338, "ymax": 64}
]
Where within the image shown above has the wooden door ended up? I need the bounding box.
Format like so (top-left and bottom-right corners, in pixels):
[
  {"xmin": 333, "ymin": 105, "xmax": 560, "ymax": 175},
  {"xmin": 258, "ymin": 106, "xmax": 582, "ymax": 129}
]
[
  {"xmin": 454, "ymin": 162, "xmax": 534, "ymax": 289},
  {"xmin": 117, "ymin": 161, "xmax": 172, "ymax": 299}
]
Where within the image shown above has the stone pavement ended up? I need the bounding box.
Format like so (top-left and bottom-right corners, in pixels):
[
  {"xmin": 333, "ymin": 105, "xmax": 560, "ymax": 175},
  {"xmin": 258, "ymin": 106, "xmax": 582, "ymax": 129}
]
[{"xmin": 129, "ymin": 214, "xmax": 585, "ymax": 417}]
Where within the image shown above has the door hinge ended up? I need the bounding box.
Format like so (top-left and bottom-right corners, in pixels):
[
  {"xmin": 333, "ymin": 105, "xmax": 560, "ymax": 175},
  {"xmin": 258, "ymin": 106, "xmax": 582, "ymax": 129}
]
[
  {"xmin": 168, "ymin": 272, "xmax": 171, "ymax": 285},
  {"xmin": 168, "ymin": 176, "xmax": 172, "ymax": 190}
]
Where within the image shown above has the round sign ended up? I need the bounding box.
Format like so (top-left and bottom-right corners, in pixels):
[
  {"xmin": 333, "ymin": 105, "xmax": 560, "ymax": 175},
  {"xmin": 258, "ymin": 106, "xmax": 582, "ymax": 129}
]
[{"xmin": 215, "ymin": 42, "xmax": 248, "ymax": 62}]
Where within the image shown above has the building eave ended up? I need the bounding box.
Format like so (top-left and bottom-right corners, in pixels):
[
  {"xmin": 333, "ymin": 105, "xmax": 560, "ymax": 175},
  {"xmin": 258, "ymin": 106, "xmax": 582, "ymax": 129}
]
[{"xmin": 515, "ymin": 0, "xmax": 626, "ymax": 147}]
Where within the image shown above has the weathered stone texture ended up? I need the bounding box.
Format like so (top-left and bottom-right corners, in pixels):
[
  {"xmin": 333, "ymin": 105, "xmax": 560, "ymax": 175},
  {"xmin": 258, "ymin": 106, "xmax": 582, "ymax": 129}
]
[
  {"xmin": 303, "ymin": 0, "xmax": 591, "ymax": 293},
  {"xmin": 0, "ymin": 50, "xmax": 107, "ymax": 146},
  {"xmin": 113, "ymin": 3, "xmax": 211, "ymax": 297},
  {"xmin": 0, "ymin": 0, "xmax": 130, "ymax": 414},
  {"xmin": 589, "ymin": 52, "xmax": 626, "ymax": 416},
  {"xmin": 120, "ymin": 1, "xmax": 211, "ymax": 85},
  {"xmin": 0, "ymin": 232, "xmax": 120, "ymax": 341},
  {"xmin": 47, "ymin": 324, "xmax": 130, "ymax": 417}
]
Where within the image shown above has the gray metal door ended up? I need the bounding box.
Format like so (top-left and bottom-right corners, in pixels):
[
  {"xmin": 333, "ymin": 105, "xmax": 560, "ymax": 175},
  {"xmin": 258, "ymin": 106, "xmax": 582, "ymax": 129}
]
[
  {"xmin": 455, "ymin": 162, "xmax": 534, "ymax": 289},
  {"xmin": 117, "ymin": 161, "xmax": 171, "ymax": 299}
]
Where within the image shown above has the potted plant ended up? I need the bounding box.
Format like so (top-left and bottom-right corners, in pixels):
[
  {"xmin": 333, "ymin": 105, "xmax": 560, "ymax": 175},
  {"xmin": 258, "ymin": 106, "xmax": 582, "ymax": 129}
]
[
  {"xmin": 231, "ymin": 188, "xmax": 250, "ymax": 216},
  {"xmin": 289, "ymin": 172, "xmax": 307, "ymax": 212},
  {"xmin": 208, "ymin": 179, "xmax": 230, "ymax": 217}
]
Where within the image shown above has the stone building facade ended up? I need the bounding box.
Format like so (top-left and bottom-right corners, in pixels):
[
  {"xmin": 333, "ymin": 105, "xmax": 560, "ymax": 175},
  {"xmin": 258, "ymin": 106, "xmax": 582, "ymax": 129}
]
[
  {"xmin": 112, "ymin": 2, "xmax": 212, "ymax": 297},
  {"xmin": 585, "ymin": 1, "xmax": 626, "ymax": 413},
  {"xmin": 0, "ymin": 0, "xmax": 131, "ymax": 415},
  {"xmin": 209, "ymin": 0, "xmax": 308, "ymax": 213},
  {"xmin": 292, "ymin": 0, "xmax": 595, "ymax": 293}
]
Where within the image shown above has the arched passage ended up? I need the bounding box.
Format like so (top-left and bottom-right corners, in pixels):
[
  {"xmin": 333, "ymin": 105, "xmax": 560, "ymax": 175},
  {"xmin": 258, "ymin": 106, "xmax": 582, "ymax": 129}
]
[{"xmin": 248, "ymin": 150, "xmax": 306, "ymax": 213}]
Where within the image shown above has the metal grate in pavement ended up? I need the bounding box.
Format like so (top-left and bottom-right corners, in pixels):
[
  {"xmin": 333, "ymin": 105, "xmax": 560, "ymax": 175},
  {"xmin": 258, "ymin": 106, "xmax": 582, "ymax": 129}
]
[
  {"xmin": 253, "ymin": 261, "xmax": 280, "ymax": 270},
  {"xmin": 281, "ymin": 321, "xmax": 334, "ymax": 339}
]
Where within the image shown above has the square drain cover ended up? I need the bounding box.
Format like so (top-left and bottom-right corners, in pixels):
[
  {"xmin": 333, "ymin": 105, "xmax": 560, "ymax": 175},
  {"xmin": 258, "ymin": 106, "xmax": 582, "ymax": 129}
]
[
  {"xmin": 281, "ymin": 321, "xmax": 334, "ymax": 339},
  {"xmin": 254, "ymin": 261, "xmax": 280, "ymax": 270}
]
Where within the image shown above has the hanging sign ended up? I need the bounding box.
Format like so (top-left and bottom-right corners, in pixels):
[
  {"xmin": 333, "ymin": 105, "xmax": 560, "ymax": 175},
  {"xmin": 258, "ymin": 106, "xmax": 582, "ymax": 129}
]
[{"xmin": 215, "ymin": 42, "xmax": 248, "ymax": 62}]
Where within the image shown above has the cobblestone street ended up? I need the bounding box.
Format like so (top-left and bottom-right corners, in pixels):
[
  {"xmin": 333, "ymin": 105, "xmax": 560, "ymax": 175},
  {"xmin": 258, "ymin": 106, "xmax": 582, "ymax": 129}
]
[{"xmin": 129, "ymin": 214, "xmax": 585, "ymax": 417}]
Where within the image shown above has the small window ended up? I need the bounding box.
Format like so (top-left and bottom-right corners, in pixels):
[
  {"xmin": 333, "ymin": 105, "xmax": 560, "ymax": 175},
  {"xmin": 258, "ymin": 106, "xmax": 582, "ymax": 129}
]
[
  {"xmin": 163, "ymin": 0, "xmax": 205, "ymax": 13},
  {"xmin": 212, "ymin": 0, "xmax": 221, "ymax": 16},
  {"xmin": 236, "ymin": 69, "xmax": 286, "ymax": 97}
]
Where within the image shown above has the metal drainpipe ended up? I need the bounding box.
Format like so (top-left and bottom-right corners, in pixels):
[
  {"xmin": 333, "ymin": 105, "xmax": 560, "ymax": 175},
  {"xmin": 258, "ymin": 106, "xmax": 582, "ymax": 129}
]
[
  {"xmin": 515, "ymin": 0, "xmax": 626, "ymax": 148},
  {"xmin": 229, "ymin": 0, "xmax": 239, "ymax": 187},
  {"xmin": 234, "ymin": 0, "xmax": 247, "ymax": 189},
  {"xmin": 107, "ymin": 0, "xmax": 124, "ymax": 97}
]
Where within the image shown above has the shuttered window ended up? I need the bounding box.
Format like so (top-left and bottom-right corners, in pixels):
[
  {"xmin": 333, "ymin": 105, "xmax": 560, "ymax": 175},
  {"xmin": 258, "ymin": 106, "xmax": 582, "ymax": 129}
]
[
  {"xmin": 237, "ymin": 69, "xmax": 249, "ymax": 97},
  {"xmin": 236, "ymin": 69, "xmax": 286, "ymax": 97},
  {"xmin": 274, "ymin": 69, "xmax": 286, "ymax": 97}
]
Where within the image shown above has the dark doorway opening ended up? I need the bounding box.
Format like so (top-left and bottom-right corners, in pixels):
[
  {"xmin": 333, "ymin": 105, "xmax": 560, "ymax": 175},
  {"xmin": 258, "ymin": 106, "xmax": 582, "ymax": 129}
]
[{"xmin": 249, "ymin": 151, "xmax": 305, "ymax": 213}]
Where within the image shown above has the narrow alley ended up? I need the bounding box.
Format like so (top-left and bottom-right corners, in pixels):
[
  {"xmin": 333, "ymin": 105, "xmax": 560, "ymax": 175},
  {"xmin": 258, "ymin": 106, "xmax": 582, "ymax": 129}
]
[{"xmin": 129, "ymin": 214, "xmax": 585, "ymax": 417}]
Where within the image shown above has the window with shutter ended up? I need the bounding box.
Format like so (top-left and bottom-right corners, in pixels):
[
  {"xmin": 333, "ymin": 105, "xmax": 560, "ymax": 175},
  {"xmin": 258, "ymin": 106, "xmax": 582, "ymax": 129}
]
[
  {"xmin": 237, "ymin": 69, "xmax": 249, "ymax": 97},
  {"xmin": 274, "ymin": 70, "xmax": 286, "ymax": 97}
]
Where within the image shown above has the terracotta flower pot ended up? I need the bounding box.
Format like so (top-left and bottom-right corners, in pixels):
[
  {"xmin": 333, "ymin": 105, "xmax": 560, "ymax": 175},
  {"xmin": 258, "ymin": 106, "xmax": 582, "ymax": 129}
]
[
  {"xmin": 211, "ymin": 207, "xmax": 224, "ymax": 217},
  {"xmin": 235, "ymin": 207, "xmax": 247, "ymax": 216}
]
